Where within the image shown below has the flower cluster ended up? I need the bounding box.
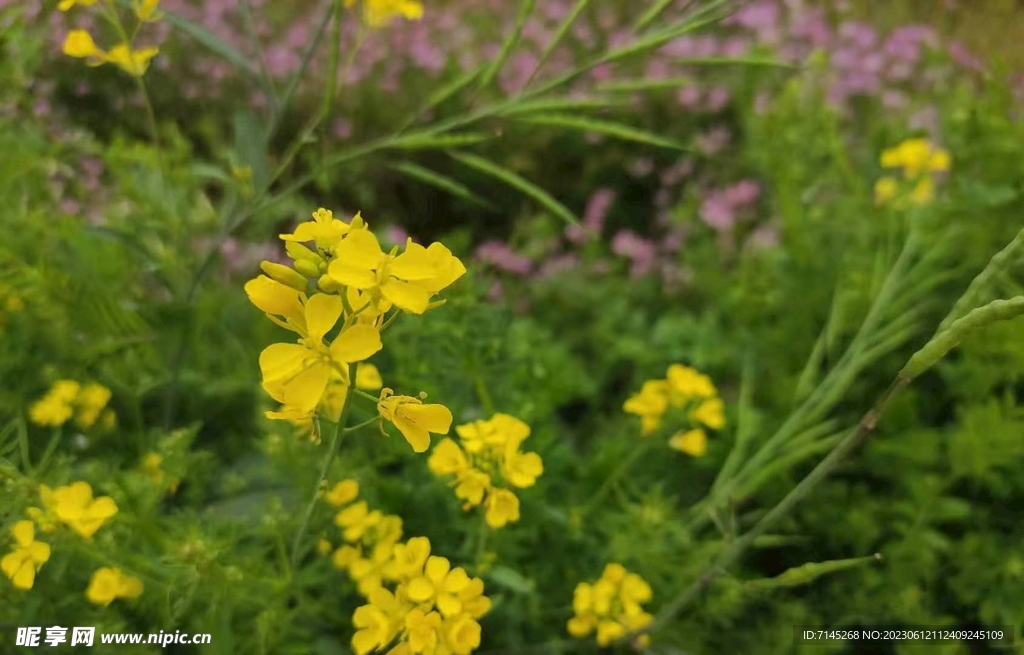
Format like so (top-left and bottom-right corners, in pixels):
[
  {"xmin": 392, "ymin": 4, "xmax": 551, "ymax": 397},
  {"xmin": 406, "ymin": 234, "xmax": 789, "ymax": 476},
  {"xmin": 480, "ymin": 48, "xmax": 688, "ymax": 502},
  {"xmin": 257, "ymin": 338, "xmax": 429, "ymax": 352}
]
[
  {"xmin": 427, "ymin": 414, "xmax": 543, "ymax": 529},
  {"xmin": 874, "ymin": 138, "xmax": 951, "ymax": 206},
  {"xmin": 325, "ymin": 479, "xmax": 405, "ymax": 598},
  {"xmin": 623, "ymin": 364, "xmax": 725, "ymax": 457},
  {"xmin": 140, "ymin": 452, "xmax": 180, "ymax": 495},
  {"xmin": 28, "ymin": 379, "xmax": 114, "ymax": 430},
  {"xmin": 351, "ymin": 536, "xmax": 490, "ymax": 655},
  {"xmin": 567, "ymin": 563, "xmax": 654, "ymax": 648},
  {"xmin": 61, "ymin": 0, "xmax": 163, "ymax": 77},
  {"xmin": 5, "ymin": 483, "xmax": 139, "ymax": 604},
  {"xmin": 246, "ymin": 208, "xmax": 465, "ymax": 452}
]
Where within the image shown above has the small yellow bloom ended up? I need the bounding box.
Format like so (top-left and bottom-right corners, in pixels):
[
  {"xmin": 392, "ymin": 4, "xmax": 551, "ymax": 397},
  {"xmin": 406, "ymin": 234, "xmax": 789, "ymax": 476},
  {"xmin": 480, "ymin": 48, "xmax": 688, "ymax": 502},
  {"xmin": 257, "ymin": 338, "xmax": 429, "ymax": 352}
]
[
  {"xmin": 668, "ymin": 429, "xmax": 707, "ymax": 456},
  {"xmin": 132, "ymin": 0, "xmax": 163, "ymax": 22},
  {"xmin": 690, "ymin": 398, "xmax": 725, "ymax": 430},
  {"xmin": 874, "ymin": 177, "xmax": 898, "ymax": 205},
  {"xmin": 428, "ymin": 439, "xmax": 469, "ymax": 476},
  {"xmin": 104, "ymin": 43, "xmax": 159, "ymax": 77},
  {"xmin": 356, "ymin": 363, "xmax": 384, "ymax": 390},
  {"xmin": 377, "ymin": 388, "xmax": 453, "ymax": 453},
  {"xmin": 622, "ymin": 380, "xmax": 667, "ymax": 436},
  {"xmin": 40, "ymin": 482, "xmax": 118, "ymax": 539},
  {"xmin": 347, "ymin": 0, "xmax": 424, "ymax": 28},
  {"xmin": 665, "ymin": 364, "xmax": 717, "ymax": 403},
  {"xmin": 910, "ymin": 177, "xmax": 935, "ymax": 205},
  {"xmin": 567, "ymin": 564, "xmax": 654, "ymax": 648},
  {"xmin": 75, "ymin": 382, "xmax": 112, "ymax": 429},
  {"xmin": 406, "ymin": 556, "xmax": 471, "ymax": 616},
  {"xmin": 29, "ymin": 380, "xmax": 80, "ymax": 427},
  {"xmin": 1, "ymin": 521, "xmax": 50, "ymax": 590},
  {"xmin": 352, "ymin": 587, "xmax": 403, "ymax": 655},
  {"xmin": 323, "ymin": 479, "xmax": 360, "ymax": 507},
  {"xmin": 58, "ymin": 0, "xmax": 98, "ymax": 11},
  {"xmin": 85, "ymin": 567, "xmax": 143, "ymax": 606},
  {"xmin": 483, "ymin": 488, "xmax": 520, "ymax": 529}
]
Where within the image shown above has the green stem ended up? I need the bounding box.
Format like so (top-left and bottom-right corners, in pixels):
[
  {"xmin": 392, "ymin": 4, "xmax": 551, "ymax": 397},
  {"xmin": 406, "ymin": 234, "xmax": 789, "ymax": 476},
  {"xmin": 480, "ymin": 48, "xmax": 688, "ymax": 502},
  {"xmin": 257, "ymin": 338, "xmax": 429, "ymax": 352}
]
[
  {"xmin": 353, "ymin": 388, "xmax": 380, "ymax": 403},
  {"xmin": 474, "ymin": 506, "xmax": 489, "ymax": 568},
  {"xmin": 578, "ymin": 440, "xmax": 653, "ymax": 519},
  {"xmin": 625, "ymin": 375, "xmax": 911, "ymax": 641},
  {"xmin": 344, "ymin": 415, "xmax": 379, "ymax": 433},
  {"xmin": 289, "ymin": 363, "xmax": 359, "ymax": 572}
]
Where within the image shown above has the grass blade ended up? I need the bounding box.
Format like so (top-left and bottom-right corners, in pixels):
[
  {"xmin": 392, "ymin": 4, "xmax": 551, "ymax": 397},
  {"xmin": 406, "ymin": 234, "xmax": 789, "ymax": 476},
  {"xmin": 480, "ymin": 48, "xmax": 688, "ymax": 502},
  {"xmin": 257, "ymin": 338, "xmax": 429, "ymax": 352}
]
[
  {"xmin": 388, "ymin": 161, "xmax": 497, "ymax": 210},
  {"xmin": 478, "ymin": 0, "xmax": 536, "ymax": 91},
  {"xmin": 157, "ymin": 6, "xmax": 259, "ymax": 80},
  {"xmin": 399, "ymin": 66, "xmax": 486, "ymax": 132},
  {"xmin": 497, "ymin": 96, "xmax": 624, "ymax": 115},
  {"xmin": 508, "ymin": 113, "xmax": 689, "ymax": 150},
  {"xmin": 524, "ymin": 0, "xmax": 590, "ymax": 88},
  {"xmin": 391, "ymin": 132, "xmax": 496, "ymax": 150},
  {"xmin": 448, "ymin": 151, "xmax": 578, "ymax": 225}
]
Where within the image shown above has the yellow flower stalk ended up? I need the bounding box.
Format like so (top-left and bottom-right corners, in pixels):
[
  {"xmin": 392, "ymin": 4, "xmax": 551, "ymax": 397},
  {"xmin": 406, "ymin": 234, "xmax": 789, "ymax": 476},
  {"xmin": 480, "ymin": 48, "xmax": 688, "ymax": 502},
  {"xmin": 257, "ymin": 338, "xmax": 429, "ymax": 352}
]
[
  {"xmin": 1, "ymin": 521, "xmax": 50, "ymax": 591},
  {"xmin": 85, "ymin": 567, "xmax": 143, "ymax": 606}
]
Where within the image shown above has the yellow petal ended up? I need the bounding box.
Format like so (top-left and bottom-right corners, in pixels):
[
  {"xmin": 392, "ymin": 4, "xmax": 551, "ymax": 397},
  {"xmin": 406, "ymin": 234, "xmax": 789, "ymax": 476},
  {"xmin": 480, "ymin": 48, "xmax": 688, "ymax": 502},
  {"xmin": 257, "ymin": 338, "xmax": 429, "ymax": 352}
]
[
  {"xmin": 282, "ymin": 363, "xmax": 331, "ymax": 413},
  {"xmin": 407, "ymin": 403, "xmax": 453, "ymax": 433},
  {"xmin": 329, "ymin": 324, "xmax": 383, "ymax": 363},
  {"xmin": 355, "ymin": 363, "xmax": 383, "ymax": 390},
  {"xmin": 389, "ymin": 243, "xmax": 441, "ymax": 281},
  {"xmin": 12, "ymin": 520, "xmax": 34, "ymax": 547},
  {"xmin": 380, "ymin": 278, "xmax": 431, "ymax": 314},
  {"xmin": 63, "ymin": 30, "xmax": 101, "ymax": 59},
  {"xmin": 259, "ymin": 343, "xmax": 310, "ymax": 382},
  {"xmin": 304, "ymin": 293, "xmax": 344, "ymax": 343}
]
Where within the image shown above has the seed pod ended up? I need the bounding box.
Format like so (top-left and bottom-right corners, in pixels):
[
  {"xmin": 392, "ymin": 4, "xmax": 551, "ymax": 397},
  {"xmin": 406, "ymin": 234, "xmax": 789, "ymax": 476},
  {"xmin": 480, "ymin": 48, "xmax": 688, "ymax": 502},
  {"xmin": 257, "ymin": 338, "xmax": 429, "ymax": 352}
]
[{"xmin": 902, "ymin": 296, "xmax": 1024, "ymax": 379}]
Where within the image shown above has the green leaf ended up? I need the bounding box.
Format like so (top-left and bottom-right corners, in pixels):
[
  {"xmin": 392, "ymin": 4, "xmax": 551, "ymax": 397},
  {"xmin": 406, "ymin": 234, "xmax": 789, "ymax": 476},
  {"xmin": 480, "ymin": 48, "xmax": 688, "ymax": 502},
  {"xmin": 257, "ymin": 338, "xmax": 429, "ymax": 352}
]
[
  {"xmin": 507, "ymin": 113, "xmax": 689, "ymax": 150},
  {"xmin": 448, "ymin": 151, "xmax": 578, "ymax": 225},
  {"xmin": 390, "ymin": 132, "xmax": 496, "ymax": 150},
  {"xmin": 670, "ymin": 56, "xmax": 799, "ymax": 68},
  {"xmin": 233, "ymin": 109, "xmax": 269, "ymax": 189},
  {"xmin": 388, "ymin": 162, "xmax": 497, "ymax": 210},
  {"xmin": 401, "ymin": 66, "xmax": 485, "ymax": 131},
  {"xmin": 596, "ymin": 78, "xmax": 696, "ymax": 93},
  {"xmin": 746, "ymin": 554, "xmax": 881, "ymax": 590},
  {"xmin": 478, "ymin": 0, "xmax": 535, "ymax": 90},
  {"xmin": 156, "ymin": 6, "xmax": 259, "ymax": 80},
  {"xmin": 528, "ymin": 0, "xmax": 591, "ymax": 86},
  {"xmin": 487, "ymin": 565, "xmax": 536, "ymax": 594},
  {"xmin": 497, "ymin": 96, "xmax": 624, "ymax": 115}
]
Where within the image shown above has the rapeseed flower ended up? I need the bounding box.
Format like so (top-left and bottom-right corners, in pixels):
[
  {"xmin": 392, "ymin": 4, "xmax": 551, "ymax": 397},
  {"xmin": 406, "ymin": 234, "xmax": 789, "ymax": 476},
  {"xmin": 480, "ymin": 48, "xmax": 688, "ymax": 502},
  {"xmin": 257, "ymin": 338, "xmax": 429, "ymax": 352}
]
[
  {"xmin": 62, "ymin": 30, "xmax": 159, "ymax": 77},
  {"xmin": 28, "ymin": 379, "xmax": 113, "ymax": 429},
  {"xmin": 377, "ymin": 389, "xmax": 453, "ymax": 453},
  {"xmin": 85, "ymin": 567, "xmax": 143, "ymax": 606},
  {"xmin": 36, "ymin": 482, "xmax": 118, "ymax": 539},
  {"xmin": 1, "ymin": 521, "xmax": 50, "ymax": 590},
  {"xmin": 623, "ymin": 364, "xmax": 725, "ymax": 456},
  {"xmin": 350, "ymin": 536, "xmax": 490, "ymax": 655},
  {"xmin": 876, "ymin": 138, "xmax": 950, "ymax": 207},
  {"xmin": 428, "ymin": 414, "xmax": 543, "ymax": 529},
  {"xmin": 345, "ymin": 0, "xmax": 424, "ymax": 28},
  {"xmin": 567, "ymin": 563, "xmax": 654, "ymax": 648}
]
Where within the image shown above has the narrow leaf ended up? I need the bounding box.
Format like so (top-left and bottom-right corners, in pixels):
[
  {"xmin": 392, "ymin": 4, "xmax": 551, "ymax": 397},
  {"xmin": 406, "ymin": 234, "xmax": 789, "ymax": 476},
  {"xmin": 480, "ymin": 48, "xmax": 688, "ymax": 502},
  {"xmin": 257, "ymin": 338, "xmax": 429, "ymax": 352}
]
[
  {"xmin": 400, "ymin": 66, "xmax": 485, "ymax": 132},
  {"xmin": 449, "ymin": 151, "xmax": 578, "ymax": 225},
  {"xmin": 391, "ymin": 132, "xmax": 496, "ymax": 150},
  {"xmin": 508, "ymin": 113, "xmax": 689, "ymax": 150},
  {"xmin": 526, "ymin": 0, "xmax": 591, "ymax": 87},
  {"xmin": 597, "ymin": 78, "xmax": 697, "ymax": 93},
  {"xmin": 478, "ymin": 0, "xmax": 535, "ymax": 90},
  {"xmin": 497, "ymin": 96, "xmax": 624, "ymax": 115},
  {"xmin": 388, "ymin": 162, "xmax": 497, "ymax": 210},
  {"xmin": 158, "ymin": 6, "xmax": 259, "ymax": 79},
  {"xmin": 670, "ymin": 56, "xmax": 798, "ymax": 68},
  {"xmin": 487, "ymin": 566, "xmax": 535, "ymax": 594}
]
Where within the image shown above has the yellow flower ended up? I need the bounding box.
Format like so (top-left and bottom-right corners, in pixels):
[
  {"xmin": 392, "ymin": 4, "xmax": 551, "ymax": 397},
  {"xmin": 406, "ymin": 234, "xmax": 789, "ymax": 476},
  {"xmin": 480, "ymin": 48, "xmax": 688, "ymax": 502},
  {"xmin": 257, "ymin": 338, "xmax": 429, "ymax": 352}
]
[
  {"xmin": 501, "ymin": 443, "xmax": 543, "ymax": 489},
  {"xmin": 668, "ymin": 429, "xmax": 707, "ymax": 457},
  {"xmin": 63, "ymin": 30, "xmax": 104, "ymax": 61},
  {"xmin": 105, "ymin": 43, "xmax": 159, "ymax": 76},
  {"xmin": 132, "ymin": 0, "xmax": 163, "ymax": 22},
  {"xmin": 259, "ymin": 294, "xmax": 383, "ymax": 413},
  {"xmin": 386, "ymin": 536, "xmax": 431, "ymax": 580},
  {"xmin": 347, "ymin": 0, "xmax": 424, "ymax": 28},
  {"xmin": 428, "ymin": 439, "xmax": 470, "ymax": 476},
  {"xmin": 567, "ymin": 564, "xmax": 654, "ymax": 648},
  {"xmin": 377, "ymin": 388, "xmax": 453, "ymax": 453},
  {"xmin": 442, "ymin": 614, "xmax": 483, "ymax": 655},
  {"xmin": 356, "ymin": 363, "xmax": 384, "ymax": 390},
  {"xmin": 874, "ymin": 177, "xmax": 898, "ymax": 205},
  {"xmin": 453, "ymin": 469, "xmax": 491, "ymax": 506},
  {"xmin": 317, "ymin": 538, "xmax": 333, "ymax": 555},
  {"xmin": 1, "ymin": 521, "xmax": 50, "ymax": 590},
  {"xmin": 352, "ymin": 588, "xmax": 403, "ymax": 655},
  {"xmin": 405, "ymin": 608, "xmax": 442, "ymax": 653},
  {"xmin": 407, "ymin": 556, "xmax": 472, "ymax": 616},
  {"xmin": 261, "ymin": 261, "xmax": 309, "ymax": 292},
  {"xmin": 622, "ymin": 380, "xmax": 667, "ymax": 436},
  {"xmin": 690, "ymin": 398, "xmax": 725, "ymax": 430},
  {"xmin": 665, "ymin": 364, "xmax": 717, "ymax": 404},
  {"xmin": 75, "ymin": 382, "xmax": 112, "ymax": 429},
  {"xmin": 335, "ymin": 501, "xmax": 383, "ymax": 542},
  {"xmin": 910, "ymin": 177, "xmax": 935, "ymax": 205},
  {"xmin": 328, "ymin": 232, "xmax": 466, "ymax": 315},
  {"xmin": 85, "ymin": 567, "xmax": 143, "ymax": 606},
  {"xmin": 40, "ymin": 482, "xmax": 118, "ymax": 539},
  {"xmin": 281, "ymin": 208, "xmax": 356, "ymax": 252},
  {"xmin": 246, "ymin": 275, "xmax": 307, "ymax": 332},
  {"xmin": 323, "ymin": 479, "xmax": 360, "ymax": 507},
  {"xmin": 58, "ymin": 0, "xmax": 97, "ymax": 11},
  {"xmin": 483, "ymin": 488, "xmax": 520, "ymax": 529},
  {"xmin": 29, "ymin": 380, "xmax": 80, "ymax": 427}
]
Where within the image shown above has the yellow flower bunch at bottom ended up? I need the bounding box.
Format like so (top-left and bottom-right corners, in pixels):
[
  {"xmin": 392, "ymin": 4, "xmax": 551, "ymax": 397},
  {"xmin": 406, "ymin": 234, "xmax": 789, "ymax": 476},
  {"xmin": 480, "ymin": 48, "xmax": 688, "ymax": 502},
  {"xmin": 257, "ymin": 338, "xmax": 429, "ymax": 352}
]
[
  {"xmin": 1, "ymin": 521, "xmax": 50, "ymax": 590},
  {"xmin": 875, "ymin": 138, "xmax": 950, "ymax": 207},
  {"xmin": 567, "ymin": 563, "xmax": 654, "ymax": 648}
]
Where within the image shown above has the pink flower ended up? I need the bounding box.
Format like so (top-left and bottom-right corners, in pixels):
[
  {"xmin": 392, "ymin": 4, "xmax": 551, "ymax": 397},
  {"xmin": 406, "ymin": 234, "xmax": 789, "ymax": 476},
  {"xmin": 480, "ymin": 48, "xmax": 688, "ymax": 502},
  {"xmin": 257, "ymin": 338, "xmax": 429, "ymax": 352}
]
[{"xmin": 475, "ymin": 241, "xmax": 532, "ymax": 275}]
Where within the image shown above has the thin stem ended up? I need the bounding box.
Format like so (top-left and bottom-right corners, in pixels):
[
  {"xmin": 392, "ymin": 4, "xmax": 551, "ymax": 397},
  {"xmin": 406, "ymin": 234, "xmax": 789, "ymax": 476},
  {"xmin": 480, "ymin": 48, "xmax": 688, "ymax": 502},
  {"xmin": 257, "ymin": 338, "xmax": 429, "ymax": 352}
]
[
  {"xmin": 321, "ymin": 0, "xmax": 345, "ymax": 129},
  {"xmin": 624, "ymin": 375, "xmax": 912, "ymax": 641},
  {"xmin": 474, "ymin": 507, "xmax": 489, "ymax": 568},
  {"xmin": 344, "ymin": 415, "xmax": 379, "ymax": 433},
  {"xmin": 353, "ymin": 388, "xmax": 380, "ymax": 403},
  {"xmin": 289, "ymin": 363, "xmax": 359, "ymax": 572},
  {"xmin": 578, "ymin": 440, "xmax": 653, "ymax": 519}
]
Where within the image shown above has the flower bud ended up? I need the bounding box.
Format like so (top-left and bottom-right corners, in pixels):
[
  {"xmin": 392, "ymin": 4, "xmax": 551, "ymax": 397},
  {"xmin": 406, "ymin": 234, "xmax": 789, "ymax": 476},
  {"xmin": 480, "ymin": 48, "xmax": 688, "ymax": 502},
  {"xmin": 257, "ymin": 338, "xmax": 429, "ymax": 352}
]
[{"xmin": 260, "ymin": 261, "xmax": 308, "ymax": 291}]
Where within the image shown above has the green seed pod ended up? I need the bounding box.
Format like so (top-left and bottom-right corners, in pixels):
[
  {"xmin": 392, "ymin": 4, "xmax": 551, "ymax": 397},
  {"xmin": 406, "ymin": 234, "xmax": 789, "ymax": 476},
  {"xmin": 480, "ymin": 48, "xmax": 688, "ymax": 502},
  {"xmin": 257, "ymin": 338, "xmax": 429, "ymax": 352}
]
[
  {"xmin": 902, "ymin": 296, "xmax": 1024, "ymax": 379},
  {"xmin": 938, "ymin": 227, "xmax": 1024, "ymax": 332},
  {"xmin": 260, "ymin": 261, "xmax": 308, "ymax": 292}
]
